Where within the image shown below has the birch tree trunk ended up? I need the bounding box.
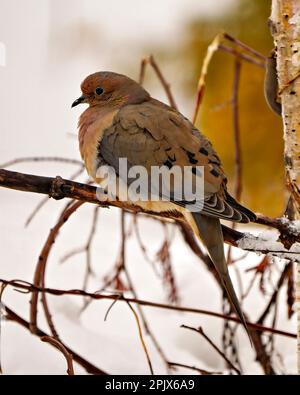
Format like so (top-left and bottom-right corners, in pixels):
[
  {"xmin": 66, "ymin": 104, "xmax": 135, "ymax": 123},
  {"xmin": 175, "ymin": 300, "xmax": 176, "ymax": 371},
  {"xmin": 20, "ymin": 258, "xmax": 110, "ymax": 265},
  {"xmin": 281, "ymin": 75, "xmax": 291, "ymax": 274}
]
[{"xmin": 270, "ymin": 0, "xmax": 300, "ymax": 374}]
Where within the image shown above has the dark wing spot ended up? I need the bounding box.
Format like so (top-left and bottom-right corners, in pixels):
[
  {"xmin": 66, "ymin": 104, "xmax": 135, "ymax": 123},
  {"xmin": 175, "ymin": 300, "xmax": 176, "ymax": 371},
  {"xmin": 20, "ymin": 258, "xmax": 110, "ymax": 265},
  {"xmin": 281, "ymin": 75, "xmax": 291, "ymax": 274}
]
[
  {"xmin": 210, "ymin": 169, "xmax": 220, "ymax": 177},
  {"xmin": 208, "ymin": 159, "xmax": 220, "ymax": 165},
  {"xmin": 199, "ymin": 147, "xmax": 208, "ymax": 156},
  {"xmin": 186, "ymin": 151, "xmax": 198, "ymax": 165},
  {"xmin": 164, "ymin": 160, "xmax": 173, "ymax": 169}
]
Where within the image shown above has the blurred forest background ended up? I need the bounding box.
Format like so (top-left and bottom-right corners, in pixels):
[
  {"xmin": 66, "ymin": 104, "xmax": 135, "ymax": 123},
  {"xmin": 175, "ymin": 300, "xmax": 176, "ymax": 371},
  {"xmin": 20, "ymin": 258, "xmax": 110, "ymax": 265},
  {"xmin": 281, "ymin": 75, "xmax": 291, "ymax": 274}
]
[
  {"xmin": 142, "ymin": 0, "xmax": 283, "ymax": 216},
  {"xmin": 179, "ymin": 0, "xmax": 283, "ymax": 215}
]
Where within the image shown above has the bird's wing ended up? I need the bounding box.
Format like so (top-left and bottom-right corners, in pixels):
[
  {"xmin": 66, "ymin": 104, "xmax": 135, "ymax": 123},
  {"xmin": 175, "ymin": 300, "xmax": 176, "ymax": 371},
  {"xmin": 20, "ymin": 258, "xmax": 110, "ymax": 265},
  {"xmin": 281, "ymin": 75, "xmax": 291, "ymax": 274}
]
[{"xmin": 99, "ymin": 99, "xmax": 255, "ymax": 223}]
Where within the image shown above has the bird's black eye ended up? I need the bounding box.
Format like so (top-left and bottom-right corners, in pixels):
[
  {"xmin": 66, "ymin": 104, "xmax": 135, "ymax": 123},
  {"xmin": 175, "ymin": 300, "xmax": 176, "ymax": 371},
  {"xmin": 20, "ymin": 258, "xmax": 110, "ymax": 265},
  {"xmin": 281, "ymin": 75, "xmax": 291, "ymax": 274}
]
[{"xmin": 95, "ymin": 87, "xmax": 104, "ymax": 95}]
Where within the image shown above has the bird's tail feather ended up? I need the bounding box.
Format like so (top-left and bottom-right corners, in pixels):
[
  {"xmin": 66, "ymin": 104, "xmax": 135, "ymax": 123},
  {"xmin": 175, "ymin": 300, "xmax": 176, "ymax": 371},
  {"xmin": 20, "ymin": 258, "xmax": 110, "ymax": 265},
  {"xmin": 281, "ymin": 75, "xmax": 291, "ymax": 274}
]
[{"xmin": 192, "ymin": 213, "xmax": 252, "ymax": 343}]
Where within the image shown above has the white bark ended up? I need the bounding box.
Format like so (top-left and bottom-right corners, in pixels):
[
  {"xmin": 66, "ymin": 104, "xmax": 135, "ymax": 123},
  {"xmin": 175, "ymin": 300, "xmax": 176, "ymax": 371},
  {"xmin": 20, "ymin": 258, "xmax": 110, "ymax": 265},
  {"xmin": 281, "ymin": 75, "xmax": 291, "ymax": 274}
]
[{"xmin": 270, "ymin": 0, "xmax": 300, "ymax": 374}]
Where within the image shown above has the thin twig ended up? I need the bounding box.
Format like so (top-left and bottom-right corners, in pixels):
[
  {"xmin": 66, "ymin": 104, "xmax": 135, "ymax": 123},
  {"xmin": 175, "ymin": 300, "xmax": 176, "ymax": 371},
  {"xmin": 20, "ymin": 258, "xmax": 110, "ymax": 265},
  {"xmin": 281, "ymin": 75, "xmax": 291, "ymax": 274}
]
[
  {"xmin": 125, "ymin": 300, "xmax": 154, "ymax": 375},
  {"xmin": 192, "ymin": 33, "xmax": 224, "ymax": 123},
  {"xmin": 29, "ymin": 200, "xmax": 84, "ymax": 335},
  {"xmin": 181, "ymin": 325, "xmax": 241, "ymax": 375},
  {"xmin": 133, "ymin": 214, "xmax": 159, "ymax": 273},
  {"xmin": 218, "ymin": 44, "xmax": 266, "ymax": 68},
  {"xmin": 120, "ymin": 211, "xmax": 171, "ymax": 371},
  {"xmin": 139, "ymin": 57, "xmax": 148, "ymax": 85},
  {"xmin": 139, "ymin": 55, "xmax": 178, "ymax": 110},
  {"xmin": 41, "ymin": 336, "xmax": 75, "ymax": 375},
  {"xmin": 232, "ymin": 58, "xmax": 243, "ymax": 201},
  {"xmin": 3, "ymin": 304, "xmax": 107, "ymax": 374},
  {"xmin": 104, "ymin": 294, "xmax": 123, "ymax": 321},
  {"xmin": 0, "ymin": 279, "xmax": 295, "ymax": 339},
  {"xmin": 224, "ymin": 33, "xmax": 267, "ymax": 61},
  {"xmin": 168, "ymin": 361, "xmax": 222, "ymax": 375},
  {"xmin": 257, "ymin": 262, "xmax": 291, "ymax": 324},
  {"xmin": 82, "ymin": 206, "xmax": 99, "ymax": 294},
  {"xmin": 223, "ymin": 60, "xmax": 243, "ymax": 365}
]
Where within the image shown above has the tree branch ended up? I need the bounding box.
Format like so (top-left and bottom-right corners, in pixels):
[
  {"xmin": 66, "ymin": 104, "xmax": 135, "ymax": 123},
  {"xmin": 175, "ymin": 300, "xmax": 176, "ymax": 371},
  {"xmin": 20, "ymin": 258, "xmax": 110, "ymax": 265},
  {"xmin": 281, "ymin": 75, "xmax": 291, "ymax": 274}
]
[
  {"xmin": 41, "ymin": 336, "xmax": 75, "ymax": 375},
  {"xmin": 0, "ymin": 279, "xmax": 296, "ymax": 339},
  {"xmin": 2, "ymin": 304, "xmax": 107, "ymax": 375},
  {"xmin": 0, "ymin": 168, "xmax": 299, "ymax": 258}
]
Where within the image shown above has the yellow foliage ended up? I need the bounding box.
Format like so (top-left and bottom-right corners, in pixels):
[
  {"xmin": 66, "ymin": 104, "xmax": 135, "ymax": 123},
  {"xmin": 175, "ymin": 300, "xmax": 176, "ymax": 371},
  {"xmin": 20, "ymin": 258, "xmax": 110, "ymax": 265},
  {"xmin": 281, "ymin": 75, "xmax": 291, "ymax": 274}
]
[{"xmin": 180, "ymin": 0, "xmax": 285, "ymax": 216}]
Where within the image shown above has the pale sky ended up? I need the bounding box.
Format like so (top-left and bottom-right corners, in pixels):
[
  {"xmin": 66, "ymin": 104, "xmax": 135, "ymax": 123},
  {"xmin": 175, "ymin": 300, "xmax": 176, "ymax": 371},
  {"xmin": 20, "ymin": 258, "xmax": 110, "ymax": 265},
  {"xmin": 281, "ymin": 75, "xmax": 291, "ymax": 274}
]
[{"xmin": 0, "ymin": 0, "xmax": 238, "ymax": 164}]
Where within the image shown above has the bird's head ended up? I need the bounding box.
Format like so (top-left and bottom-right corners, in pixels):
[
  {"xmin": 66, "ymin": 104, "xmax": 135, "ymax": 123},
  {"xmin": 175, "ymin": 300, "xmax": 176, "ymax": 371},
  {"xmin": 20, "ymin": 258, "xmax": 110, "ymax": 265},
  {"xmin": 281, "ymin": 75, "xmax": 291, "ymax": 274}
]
[{"xmin": 72, "ymin": 71, "xmax": 150, "ymax": 109}]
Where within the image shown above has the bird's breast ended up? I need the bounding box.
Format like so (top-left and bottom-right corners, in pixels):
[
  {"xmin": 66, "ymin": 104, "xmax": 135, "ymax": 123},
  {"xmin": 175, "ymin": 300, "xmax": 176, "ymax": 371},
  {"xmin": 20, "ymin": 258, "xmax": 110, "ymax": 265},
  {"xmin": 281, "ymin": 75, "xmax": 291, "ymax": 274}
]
[{"xmin": 78, "ymin": 107, "xmax": 119, "ymax": 179}]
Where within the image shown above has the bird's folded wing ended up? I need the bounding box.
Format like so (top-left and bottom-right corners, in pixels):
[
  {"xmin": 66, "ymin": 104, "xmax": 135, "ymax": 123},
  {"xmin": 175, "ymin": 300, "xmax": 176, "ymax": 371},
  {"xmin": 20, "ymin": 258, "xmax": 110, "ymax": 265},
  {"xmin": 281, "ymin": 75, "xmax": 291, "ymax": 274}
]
[{"xmin": 99, "ymin": 99, "xmax": 255, "ymax": 223}]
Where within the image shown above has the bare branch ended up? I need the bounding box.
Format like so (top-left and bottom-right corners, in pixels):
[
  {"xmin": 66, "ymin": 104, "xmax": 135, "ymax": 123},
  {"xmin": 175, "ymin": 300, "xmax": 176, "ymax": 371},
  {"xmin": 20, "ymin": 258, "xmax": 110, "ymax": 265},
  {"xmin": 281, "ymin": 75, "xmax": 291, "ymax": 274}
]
[
  {"xmin": 3, "ymin": 304, "xmax": 107, "ymax": 375},
  {"xmin": 181, "ymin": 325, "xmax": 241, "ymax": 375},
  {"xmin": 30, "ymin": 200, "xmax": 84, "ymax": 335},
  {"xmin": 140, "ymin": 55, "xmax": 178, "ymax": 110},
  {"xmin": 168, "ymin": 361, "xmax": 222, "ymax": 375},
  {"xmin": 1, "ymin": 169, "xmax": 299, "ymax": 257},
  {"xmin": 0, "ymin": 279, "xmax": 296, "ymax": 339},
  {"xmin": 125, "ymin": 300, "xmax": 154, "ymax": 375},
  {"xmin": 41, "ymin": 336, "xmax": 75, "ymax": 375}
]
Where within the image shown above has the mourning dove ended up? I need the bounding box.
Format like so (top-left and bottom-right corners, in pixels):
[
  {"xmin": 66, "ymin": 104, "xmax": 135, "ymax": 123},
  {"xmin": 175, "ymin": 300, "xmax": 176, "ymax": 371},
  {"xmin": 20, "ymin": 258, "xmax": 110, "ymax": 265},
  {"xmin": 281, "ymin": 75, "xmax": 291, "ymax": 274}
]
[{"xmin": 72, "ymin": 71, "xmax": 256, "ymax": 338}]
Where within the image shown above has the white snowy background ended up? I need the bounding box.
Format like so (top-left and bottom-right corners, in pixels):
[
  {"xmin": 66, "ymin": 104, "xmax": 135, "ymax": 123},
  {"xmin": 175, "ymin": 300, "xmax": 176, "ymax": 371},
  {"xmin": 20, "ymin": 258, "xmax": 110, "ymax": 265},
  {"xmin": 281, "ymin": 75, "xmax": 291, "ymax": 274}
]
[{"xmin": 0, "ymin": 0, "xmax": 297, "ymax": 375}]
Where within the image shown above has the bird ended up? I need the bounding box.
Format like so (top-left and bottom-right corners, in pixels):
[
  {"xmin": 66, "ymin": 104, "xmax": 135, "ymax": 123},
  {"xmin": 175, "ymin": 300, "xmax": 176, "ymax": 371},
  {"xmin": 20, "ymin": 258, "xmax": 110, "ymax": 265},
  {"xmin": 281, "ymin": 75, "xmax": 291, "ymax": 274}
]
[{"xmin": 72, "ymin": 71, "xmax": 256, "ymax": 338}]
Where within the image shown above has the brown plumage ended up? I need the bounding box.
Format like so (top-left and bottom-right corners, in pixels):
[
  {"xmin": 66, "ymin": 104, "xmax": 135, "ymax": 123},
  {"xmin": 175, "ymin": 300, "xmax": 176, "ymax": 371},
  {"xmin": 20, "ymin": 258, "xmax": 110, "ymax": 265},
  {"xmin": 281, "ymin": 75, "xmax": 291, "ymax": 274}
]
[{"xmin": 73, "ymin": 71, "xmax": 256, "ymax": 340}]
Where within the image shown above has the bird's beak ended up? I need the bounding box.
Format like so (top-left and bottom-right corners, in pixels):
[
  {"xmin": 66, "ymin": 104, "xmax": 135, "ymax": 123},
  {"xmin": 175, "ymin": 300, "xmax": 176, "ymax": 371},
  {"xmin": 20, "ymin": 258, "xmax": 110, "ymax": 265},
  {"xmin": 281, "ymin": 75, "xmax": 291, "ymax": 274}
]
[{"xmin": 72, "ymin": 95, "xmax": 87, "ymax": 108}]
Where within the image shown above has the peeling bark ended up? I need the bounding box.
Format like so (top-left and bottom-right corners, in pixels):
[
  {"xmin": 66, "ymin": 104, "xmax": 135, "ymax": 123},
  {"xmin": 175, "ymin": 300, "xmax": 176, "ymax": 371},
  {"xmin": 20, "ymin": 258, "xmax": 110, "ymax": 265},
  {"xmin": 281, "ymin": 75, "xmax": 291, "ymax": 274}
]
[{"xmin": 270, "ymin": 0, "xmax": 300, "ymax": 374}]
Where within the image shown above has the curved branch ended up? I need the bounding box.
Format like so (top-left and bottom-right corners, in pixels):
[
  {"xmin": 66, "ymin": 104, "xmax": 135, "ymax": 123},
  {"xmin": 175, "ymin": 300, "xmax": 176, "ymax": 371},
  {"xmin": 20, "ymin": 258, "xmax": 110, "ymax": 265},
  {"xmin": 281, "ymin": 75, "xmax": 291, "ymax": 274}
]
[
  {"xmin": 41, "ymin": 336, "xmax": 75, "ymax": 375},
  {"xmin": 3, "ymin": 304, "xmax": 107, "ymax": 375},
  {"xmin": 30, "ymin": 200, "xmax": 84, "ymax": 335}
]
